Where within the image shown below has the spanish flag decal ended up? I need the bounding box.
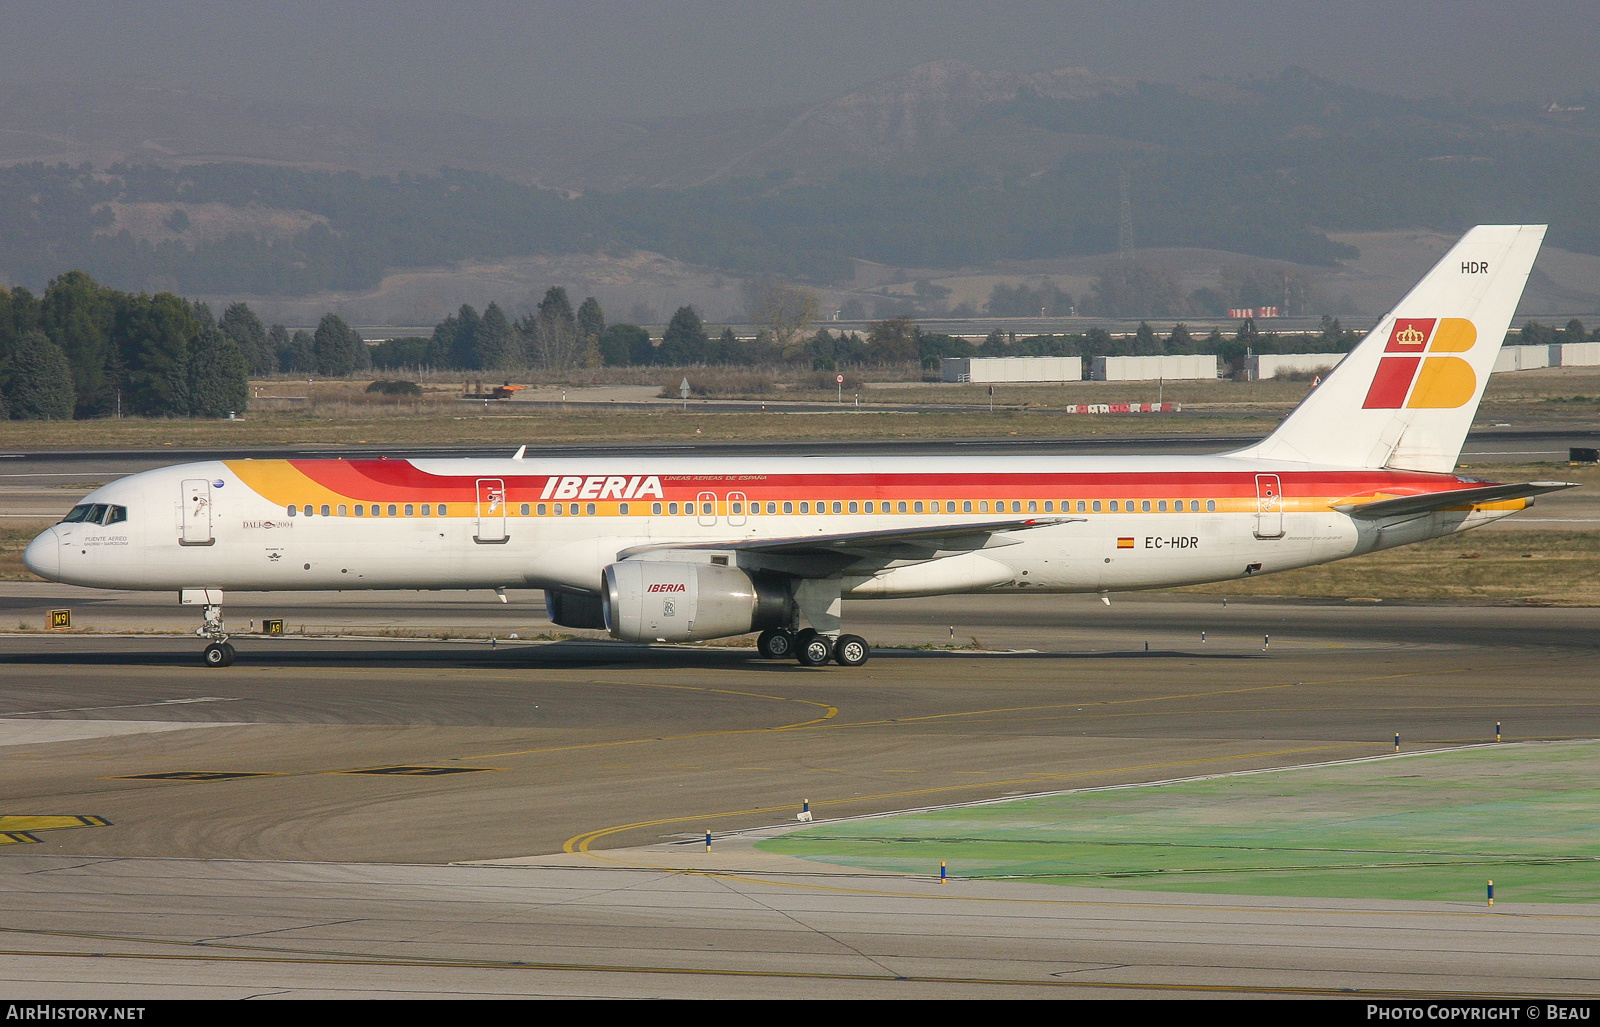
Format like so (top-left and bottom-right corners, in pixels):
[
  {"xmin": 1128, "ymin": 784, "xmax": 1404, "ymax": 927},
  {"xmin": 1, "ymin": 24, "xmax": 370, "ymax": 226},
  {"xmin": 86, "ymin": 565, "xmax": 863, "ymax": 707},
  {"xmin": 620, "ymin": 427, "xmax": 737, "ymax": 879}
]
[{"xmin": 1117, "ymin": 537, "xmax": 1135, "ymax": 549}]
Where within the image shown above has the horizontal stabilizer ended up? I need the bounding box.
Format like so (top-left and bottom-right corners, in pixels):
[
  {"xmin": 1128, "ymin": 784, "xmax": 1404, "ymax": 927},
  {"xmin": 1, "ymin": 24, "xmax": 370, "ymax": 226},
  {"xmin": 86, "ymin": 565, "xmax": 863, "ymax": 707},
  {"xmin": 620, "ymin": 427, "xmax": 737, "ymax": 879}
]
[{"xmin": 1333, "ymin": 481, "xmax": 1576, "ymax": 519}]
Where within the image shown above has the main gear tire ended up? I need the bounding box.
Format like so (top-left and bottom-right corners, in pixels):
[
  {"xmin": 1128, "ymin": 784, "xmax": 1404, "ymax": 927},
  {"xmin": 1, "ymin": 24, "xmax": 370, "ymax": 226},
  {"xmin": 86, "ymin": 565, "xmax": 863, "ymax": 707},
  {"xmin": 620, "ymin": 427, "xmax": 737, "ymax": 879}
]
[
  {"xmin": 795, "ymin": 631, "xmax": 834, "ymax": 667},
  {"xmin": 833, "ymin": 634, "xmax": 870, "ymax": 667},
  {"xmin": 757, "ymin": 628, "xmax": 796, "ymax": 659},
  {"xmin": 203, "ymin": 643, "xmax": 234, "ymax": 668}
]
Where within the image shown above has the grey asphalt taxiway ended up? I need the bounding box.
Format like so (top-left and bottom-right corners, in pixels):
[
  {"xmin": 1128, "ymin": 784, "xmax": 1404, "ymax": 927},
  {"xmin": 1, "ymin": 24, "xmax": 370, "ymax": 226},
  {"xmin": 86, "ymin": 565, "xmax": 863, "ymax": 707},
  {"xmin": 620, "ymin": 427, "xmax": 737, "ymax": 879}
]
[{"xmin": 2, "ymin": 587, "xmax": 1600, "ymax": 997}]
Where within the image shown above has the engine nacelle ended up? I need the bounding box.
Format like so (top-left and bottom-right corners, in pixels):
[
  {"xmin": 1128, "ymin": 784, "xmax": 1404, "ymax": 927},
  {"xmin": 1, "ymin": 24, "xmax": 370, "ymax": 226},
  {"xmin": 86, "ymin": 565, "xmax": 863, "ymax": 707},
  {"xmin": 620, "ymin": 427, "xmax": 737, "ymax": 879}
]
[
  {"xmin": 603, "ymin": 560, "xmax": 793, "ymax": 643},
  {"xmin": 546, "ymin": 589, "xmax": 607, "ymax": 629}
]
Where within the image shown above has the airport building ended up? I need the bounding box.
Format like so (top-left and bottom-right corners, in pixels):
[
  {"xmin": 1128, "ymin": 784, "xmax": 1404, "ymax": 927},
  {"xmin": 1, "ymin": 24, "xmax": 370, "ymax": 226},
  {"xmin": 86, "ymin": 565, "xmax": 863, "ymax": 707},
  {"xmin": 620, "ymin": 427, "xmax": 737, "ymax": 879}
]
[
  {"xmin": 940, "ymin": 356, "xmax": 1084, "ymax": 383},
  {"xmin": 1247, "ymin": 353, "xmax": 1346, "ymax": 379},
  {"xmin": 1089, "ymin": 354, "xmax": 1218, "ymax": 382}
]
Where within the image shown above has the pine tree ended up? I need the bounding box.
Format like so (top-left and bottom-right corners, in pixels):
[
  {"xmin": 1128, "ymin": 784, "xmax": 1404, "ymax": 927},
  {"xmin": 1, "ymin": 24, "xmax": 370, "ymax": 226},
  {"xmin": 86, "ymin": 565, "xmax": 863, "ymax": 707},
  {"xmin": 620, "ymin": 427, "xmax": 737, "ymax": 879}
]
[
  {"xmin": 576, "ymin": 297, "xmax": 605, "ymax": 366},
  {"xmin": 476, "ymin": 302, "xmax": 515, "ymax": 370},
  {"xmin": 187, "ymin": 326, "xmax": 249, "ymax": 418},
  {"xmin": 447, "ymin": 305, "xmax": 481, "ymax": 369},
  {"xmin": 268, "ymin": 324, "xmax": 293, "ymax": 372},
  {"xmin": 117, "ymin": 292, "xmax": 197, "ymax": 415},
  {"xmin": 221, "ymin": 303, "xmax": 275, "ymax": 376},
  {"xmin": 313, "ymin": 313, "xmax": 358, "ymax": 376},
  {"xmin": 285, "ymin": 329, "xmax": 316, "ymax": 374},
  {"xmin": 3, "ymin": 331, "xmax": 75, "ymax": 420},
  {"xmin": 40, "ymin": 270, "xmax": 114, "ymax": 416},
  {"xmin": 659, "ymin": 306, "xmax": 710, "ymax": 365}
]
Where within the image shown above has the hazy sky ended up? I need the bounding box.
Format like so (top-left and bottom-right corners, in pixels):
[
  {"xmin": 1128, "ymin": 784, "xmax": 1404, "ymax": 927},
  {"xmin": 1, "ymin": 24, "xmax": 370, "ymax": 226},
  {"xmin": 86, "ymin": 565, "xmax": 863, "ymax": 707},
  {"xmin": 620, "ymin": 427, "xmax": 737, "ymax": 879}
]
[{"xmin": 3, "ymin": 1, "xmax": 1596, "ymax": 119}]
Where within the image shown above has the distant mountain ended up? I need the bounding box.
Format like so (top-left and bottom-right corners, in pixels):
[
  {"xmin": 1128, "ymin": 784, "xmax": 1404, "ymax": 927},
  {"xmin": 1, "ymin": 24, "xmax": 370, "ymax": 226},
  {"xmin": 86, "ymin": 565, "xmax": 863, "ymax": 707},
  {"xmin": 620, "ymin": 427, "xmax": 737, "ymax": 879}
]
[{"xmin": 0, "ymin": 65, "xmax": 1596, "ymax": 300}]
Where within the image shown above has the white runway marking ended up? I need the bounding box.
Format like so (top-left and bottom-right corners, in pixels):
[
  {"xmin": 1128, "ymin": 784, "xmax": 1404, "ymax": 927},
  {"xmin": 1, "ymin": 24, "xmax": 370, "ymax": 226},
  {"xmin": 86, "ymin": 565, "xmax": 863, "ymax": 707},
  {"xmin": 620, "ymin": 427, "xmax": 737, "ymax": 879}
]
[
  {"xmin": 2, "ymin": 697, "xmax": 240, "ymax": 717},
  {"xmin": 0, "ymin": 719, "xmax": 247, "ymax": 748}
]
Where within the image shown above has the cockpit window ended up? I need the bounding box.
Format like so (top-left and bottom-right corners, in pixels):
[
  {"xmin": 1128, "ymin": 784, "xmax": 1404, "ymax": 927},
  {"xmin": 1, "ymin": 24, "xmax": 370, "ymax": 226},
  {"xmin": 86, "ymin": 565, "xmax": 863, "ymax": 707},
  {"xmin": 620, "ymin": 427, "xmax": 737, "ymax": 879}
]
[{"xmin": 59, "ymin": 504, "xmax": 127, "ymax": 525}]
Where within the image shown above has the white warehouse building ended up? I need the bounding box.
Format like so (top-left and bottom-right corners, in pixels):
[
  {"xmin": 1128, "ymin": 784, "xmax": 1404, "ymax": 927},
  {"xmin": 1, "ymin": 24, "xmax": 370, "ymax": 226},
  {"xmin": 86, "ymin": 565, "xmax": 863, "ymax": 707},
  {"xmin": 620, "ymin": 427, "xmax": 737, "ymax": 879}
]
[
  {"xmin": 941, "ymin": 356, "xmax": 1084, "ymax": 383},
  {"xmin": 1090, "ymin": 354, "xmax": 1218, "ymax": 382},
  {"xmin": 1248, "ymin": 353, "xmax": 1346, "ymax": 379}
]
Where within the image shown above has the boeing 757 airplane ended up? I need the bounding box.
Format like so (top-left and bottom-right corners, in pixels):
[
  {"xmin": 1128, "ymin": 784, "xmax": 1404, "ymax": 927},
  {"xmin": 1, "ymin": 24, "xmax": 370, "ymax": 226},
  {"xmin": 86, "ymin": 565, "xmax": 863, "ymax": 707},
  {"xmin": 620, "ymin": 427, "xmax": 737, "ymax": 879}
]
[{"xmin": 24, "ymin": 225, "xmax": 1569, "ymax": 668}]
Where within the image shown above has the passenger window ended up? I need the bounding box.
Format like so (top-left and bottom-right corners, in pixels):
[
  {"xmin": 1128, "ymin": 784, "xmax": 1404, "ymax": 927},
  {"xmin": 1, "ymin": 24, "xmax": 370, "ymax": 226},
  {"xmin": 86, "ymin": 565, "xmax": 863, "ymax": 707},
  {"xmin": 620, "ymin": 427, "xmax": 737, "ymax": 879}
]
[
  {"xmin": 1092, "ymin": 501, "xmax": 1101, "ymax": 512},
  {"xmin": 1028, "ymin": 500, "xmax": 1038, "ymax": 513},
  {"xmin": 337, "ymin": 505, "xmax": 348, "ymax": 516},
  {"xmin": 1141, "ymin": 500, "xmax": 1151, "ymax": 512},
  {"xmin": 979, "ymin": 501, "xmax": 989, "ymax": 513},
  {"xmin": 317, "ymin": 504, "xmax": 328, "ymax": 517},
  {"xmin": 554, "ymin": 503, "xmax": 564, "ymax": 515},
  {"xmin": 287, "ymin": 506, "xmax": 297, "ymax": 517},
  {"xmin": 403, "ymin": 504, "xmax": 413, "ymax": 517},
  {"xmin": 668, "ymin": 503, "xmax": 678, "ymax": 515},
  {"xmin": 619, "ymin": 503, "xmax": 629, "ymax": 515},
  {"xmin": 438, "ymin": 504, "xmax": 447, "ymax": 515},
  {"xmin": 1158, "ymin": 501, "xmax": 1167, "ymax": 512},
  {"xmin": 783, "ymin": 502, "xmax": 793, "ymax": 514},
  {"xmin": 1077, "ymin": 501, "xmax": 1087, "ymax": 513},
  {"xmin": 914, "ymin": 501, "xmax": 923, "ymax": 513},
  {"xmin": 651, "ymin": 502, "xmax": 662, "ymax": 515},
  {"xmin": 1109, "ymin": 501, "xmax": 1118, "ymax": 512},
  {"xmin": 765, "ymin": 502, "xmax": 774, "ymax": 514},
  {"xmin": 962, "ymin": 501, "xmax": 973, "ymax": 513},
  {"xmin": 731, "ymin": 502, "xmax": 742, "ymax": 514},
  {"xmin": 386, "ymin": 504, "xmax": 397, "ymax": 517},
  {"xmin": 354, "ymin": 505, "xmax": 365, "ymax": 516},
  {"xmin": 586, "ymin": 503, "xmax": 596, "ymax": 515},
  {"xmin": 516, "ymin": 504, "xmax": 525, "ymax": 516},
  {"xmin": 897, "ymin": 501, "xmax": 907, "ymax": 513},
  {"xmin": 572, "ymin": 504, "xmax": 581, "ymax": 516},
  {"xmin": 539, "ymin": 504, "xmax": 550, "ymax": 515},
  {"xmin": 799, "ymin": 502, "xmax": 808, "ymax": 513},
  {"xmin": 848, "ymin": 501, "xmax": 859, "ymax": 513},
  {"xmin": 1207, "ymin": 500, "xmax": 1216, "ymax": 512},
  {"xmin": 865, "ymin": 501, "xmax": 875, "ymax": 513}
]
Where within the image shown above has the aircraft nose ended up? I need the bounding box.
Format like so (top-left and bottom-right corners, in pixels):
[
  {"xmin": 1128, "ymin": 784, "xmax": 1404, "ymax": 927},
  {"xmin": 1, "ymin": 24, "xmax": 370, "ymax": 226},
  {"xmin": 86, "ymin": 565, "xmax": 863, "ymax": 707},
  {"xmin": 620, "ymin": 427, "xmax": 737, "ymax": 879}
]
[{"xmin": 22, "ymin": 526, "xmax": 60, "ymax": 581}]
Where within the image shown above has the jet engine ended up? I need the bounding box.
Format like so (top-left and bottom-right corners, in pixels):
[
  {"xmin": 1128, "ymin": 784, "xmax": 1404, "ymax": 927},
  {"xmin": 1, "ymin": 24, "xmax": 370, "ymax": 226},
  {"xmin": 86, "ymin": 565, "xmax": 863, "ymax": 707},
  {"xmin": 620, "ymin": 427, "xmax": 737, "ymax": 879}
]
[{"xmin": 603, "ymin": 560, "xmax": 793, "ymax": 643}]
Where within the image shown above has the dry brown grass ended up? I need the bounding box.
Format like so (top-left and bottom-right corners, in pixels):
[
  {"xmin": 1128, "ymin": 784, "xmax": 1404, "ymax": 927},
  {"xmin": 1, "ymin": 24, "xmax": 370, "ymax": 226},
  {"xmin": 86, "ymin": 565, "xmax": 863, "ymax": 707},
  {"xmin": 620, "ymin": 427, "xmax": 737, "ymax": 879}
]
[
  {"xmin": 1179, "ymin": 529, "xmax": 1600, "ymax": 605},
  {"xmin": 0, "ymin": 520, "xmax": 53, "ymax": 581}
]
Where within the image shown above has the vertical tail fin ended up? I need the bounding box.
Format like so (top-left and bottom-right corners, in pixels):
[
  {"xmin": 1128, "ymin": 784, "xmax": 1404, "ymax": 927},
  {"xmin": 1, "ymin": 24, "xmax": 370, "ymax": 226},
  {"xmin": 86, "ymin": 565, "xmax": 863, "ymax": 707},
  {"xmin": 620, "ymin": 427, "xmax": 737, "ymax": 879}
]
[{"xmin": 1239, "ymin": 225, "xmax": 1546, "ymax": 472}]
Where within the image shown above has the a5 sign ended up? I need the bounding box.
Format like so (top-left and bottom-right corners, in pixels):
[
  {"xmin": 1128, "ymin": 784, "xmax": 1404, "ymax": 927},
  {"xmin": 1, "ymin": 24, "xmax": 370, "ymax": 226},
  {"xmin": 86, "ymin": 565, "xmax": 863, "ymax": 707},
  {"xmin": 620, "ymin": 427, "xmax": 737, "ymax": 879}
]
[{"xmin": 1362, "ymin": 317, "xmax": 1479, "ymax": 410}]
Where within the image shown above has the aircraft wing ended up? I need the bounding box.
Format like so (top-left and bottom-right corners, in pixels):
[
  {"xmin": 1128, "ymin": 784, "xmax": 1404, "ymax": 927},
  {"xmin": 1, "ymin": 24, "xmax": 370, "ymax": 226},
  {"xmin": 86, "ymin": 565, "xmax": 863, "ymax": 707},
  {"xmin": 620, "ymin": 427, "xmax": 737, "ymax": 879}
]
[
  {"xmin": 1333, "ymin": 481, "xmax": 1577, "ymax": 520},
  {"xmin": 618, "ymin": 517, "xmax": 1082, "ymax": 570}
]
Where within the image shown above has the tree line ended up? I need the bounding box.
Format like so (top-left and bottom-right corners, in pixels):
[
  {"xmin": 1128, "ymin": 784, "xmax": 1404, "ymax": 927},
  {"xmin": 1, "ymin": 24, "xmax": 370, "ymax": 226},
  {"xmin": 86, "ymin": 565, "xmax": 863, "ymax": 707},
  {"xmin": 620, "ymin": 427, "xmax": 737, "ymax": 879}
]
[
  {"xmin": 0, "ymin": 269, "xmax": 376, "ymax": 420},
  {"xmin": 0, "ymin": 270, "xmax": 253, "ymax": 420}
]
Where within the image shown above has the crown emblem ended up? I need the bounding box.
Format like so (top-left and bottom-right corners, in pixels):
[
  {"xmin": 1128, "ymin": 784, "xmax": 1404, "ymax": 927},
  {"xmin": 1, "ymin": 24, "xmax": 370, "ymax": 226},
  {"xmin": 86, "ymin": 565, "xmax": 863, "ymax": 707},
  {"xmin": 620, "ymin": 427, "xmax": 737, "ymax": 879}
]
[{"xmin": 1395, "ymin": 325, "xmax": 1426, "ymax": 345}]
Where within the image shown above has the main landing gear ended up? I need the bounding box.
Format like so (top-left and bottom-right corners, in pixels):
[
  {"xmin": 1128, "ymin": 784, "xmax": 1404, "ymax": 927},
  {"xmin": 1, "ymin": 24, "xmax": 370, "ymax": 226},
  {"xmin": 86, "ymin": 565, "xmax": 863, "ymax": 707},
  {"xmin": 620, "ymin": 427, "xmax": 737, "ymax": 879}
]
[{"xmin": 756, "ymin": 627, "xmax": 870, "ymax": 668}]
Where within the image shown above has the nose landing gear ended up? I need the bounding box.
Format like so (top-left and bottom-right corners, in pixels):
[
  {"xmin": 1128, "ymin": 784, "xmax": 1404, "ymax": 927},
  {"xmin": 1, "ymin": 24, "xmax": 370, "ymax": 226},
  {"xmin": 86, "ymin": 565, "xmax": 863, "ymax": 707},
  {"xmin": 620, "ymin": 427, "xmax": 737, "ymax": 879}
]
[
  {"xmin": 193, "ymin": 598, "xmax": 235, "ymax": 667},
  {"xmin": 203, "ymin": 641, "xmax": 237, "ymax": 667}
]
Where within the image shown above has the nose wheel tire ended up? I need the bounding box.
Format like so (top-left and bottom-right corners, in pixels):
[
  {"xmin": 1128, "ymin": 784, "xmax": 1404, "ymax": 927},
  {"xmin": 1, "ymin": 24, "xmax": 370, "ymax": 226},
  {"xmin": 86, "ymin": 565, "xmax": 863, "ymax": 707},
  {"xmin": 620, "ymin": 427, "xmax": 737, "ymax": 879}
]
[
  {"xmin": 795, "ymin": 631, "xmax": 834, "ymax": 667},
  {"xmin": 757, "ymin": 628, "xmax": 796, "ymax": 659},
  {"xmin": 202, "ymin": 642, "xmax": 236, "ymax": 668},
  {"xmin": 833, "ymin": 634, "xmax": 870, "ymax": 667}
]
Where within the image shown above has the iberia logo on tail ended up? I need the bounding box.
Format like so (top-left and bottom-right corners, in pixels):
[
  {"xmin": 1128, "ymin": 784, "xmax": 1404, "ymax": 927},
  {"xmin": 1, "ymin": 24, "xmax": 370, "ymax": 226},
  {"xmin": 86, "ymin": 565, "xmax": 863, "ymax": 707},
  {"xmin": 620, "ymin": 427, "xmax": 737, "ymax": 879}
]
[{"xmin": 1362, "ymin": 318, "xmax": 1479, "ymax": 409}]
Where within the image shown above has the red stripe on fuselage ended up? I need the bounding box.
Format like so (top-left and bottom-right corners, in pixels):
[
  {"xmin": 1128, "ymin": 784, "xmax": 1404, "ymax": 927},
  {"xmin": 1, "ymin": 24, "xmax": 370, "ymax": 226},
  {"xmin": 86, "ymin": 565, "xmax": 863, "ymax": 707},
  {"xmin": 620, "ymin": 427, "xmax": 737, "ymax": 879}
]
[{"xmin": 282, "ymin": 460, "xmax": 1487, "ymax": 505}]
